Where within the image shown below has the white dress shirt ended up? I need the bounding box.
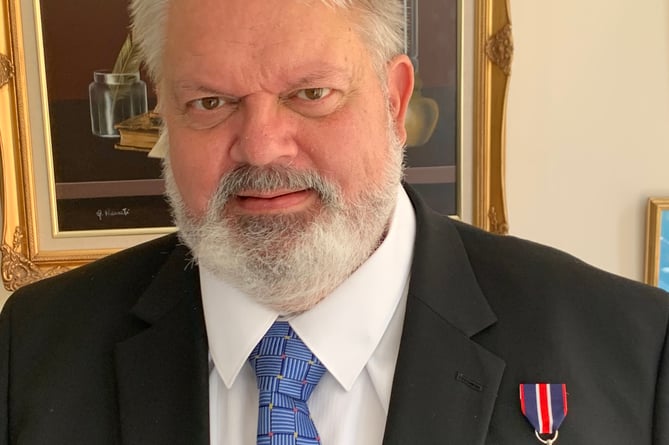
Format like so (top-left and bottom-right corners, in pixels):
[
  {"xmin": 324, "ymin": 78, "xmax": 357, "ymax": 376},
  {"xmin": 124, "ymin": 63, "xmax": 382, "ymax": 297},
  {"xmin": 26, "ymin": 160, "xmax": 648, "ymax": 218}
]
[{"xmin": 201, "ymin": 186, "xmax": 416, "ymax": 445}]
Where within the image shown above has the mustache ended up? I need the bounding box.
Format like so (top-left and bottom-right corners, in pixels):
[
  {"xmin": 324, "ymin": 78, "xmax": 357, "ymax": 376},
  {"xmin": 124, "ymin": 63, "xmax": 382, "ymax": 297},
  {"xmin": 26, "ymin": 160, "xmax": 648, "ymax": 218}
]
[{"xmin": 209, "ymin": 164, "xmax": 341, "ymax": 208}]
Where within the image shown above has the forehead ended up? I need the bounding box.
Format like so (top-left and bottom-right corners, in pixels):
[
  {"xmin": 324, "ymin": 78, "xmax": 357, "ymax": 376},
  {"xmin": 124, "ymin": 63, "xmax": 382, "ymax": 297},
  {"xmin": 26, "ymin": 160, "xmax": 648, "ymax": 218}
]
[
  {"xmin": 164, "ymin": 0, "xmax": 367, "ymax": 85},
  {"xmin": 166, "ymin": 0, "xmax": 356, "ymax": 49}
]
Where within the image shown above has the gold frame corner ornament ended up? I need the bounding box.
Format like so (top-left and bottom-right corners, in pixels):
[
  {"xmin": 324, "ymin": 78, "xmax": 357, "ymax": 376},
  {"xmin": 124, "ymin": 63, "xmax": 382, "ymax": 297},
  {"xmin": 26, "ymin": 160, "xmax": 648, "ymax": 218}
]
[
  {"xmin": 0, "ymin": 53, "xmax": 14, "ymax": 88},
  {"xmin": 1, "ymin": 227, "xmax": 69, "ymax": 291},
  {"xmin": 474, "ymin": 0, "xmax": 513, "ymax": 235}
]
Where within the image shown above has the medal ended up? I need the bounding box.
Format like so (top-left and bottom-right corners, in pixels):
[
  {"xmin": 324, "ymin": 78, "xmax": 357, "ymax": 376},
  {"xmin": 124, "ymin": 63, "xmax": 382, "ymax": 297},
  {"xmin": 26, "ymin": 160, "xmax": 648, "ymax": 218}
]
[{"xmin": 519, "ymin": 383, "xmax": 568, "ymax": 444}]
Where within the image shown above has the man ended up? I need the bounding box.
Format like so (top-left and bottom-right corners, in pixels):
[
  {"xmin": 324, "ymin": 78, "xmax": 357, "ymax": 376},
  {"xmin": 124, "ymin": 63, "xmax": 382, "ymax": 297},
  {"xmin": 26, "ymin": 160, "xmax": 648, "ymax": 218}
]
[{"xmin": 1, "ymin": 0, "xmax": 668, "ymax": 444}]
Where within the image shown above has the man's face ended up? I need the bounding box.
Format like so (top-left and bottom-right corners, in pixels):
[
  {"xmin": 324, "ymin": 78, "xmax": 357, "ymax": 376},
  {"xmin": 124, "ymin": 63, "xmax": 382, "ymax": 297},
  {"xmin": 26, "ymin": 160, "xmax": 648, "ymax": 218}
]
[
  {"xmin": 159, "ymin": 0, "xmax": 413, "ymax": 312},
  {"xmin": 161, "ymin": 0, "xmax": 412, "ymax": 220}
]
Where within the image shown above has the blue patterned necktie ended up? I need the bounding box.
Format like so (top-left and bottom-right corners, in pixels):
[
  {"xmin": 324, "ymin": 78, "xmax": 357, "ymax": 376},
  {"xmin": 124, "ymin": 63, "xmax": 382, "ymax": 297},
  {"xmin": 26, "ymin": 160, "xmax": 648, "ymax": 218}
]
[{"xmin": 249, "ymin": 321, "xmax": 327, "ymax": 445}]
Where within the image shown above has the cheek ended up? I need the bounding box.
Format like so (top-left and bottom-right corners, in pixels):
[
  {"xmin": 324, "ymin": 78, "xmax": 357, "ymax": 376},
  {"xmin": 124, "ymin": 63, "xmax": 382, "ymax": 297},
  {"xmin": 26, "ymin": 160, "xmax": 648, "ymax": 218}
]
[
  {"xmin": 167, "ymin": 129, "xmax": 229, "ymax": 215},
  {"xmin": 304, "ymin": 132, "xmax": 387, "ymax": 203},
  {"xmin": 305, "ymin": 109, "xmax": 389, "ymax": 196}
]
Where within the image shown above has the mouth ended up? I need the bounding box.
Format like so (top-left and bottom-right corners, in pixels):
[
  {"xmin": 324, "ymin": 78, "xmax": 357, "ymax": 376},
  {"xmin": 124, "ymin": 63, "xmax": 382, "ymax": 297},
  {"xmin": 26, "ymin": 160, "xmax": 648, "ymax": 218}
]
[{"xmin": 230, "ymin": 188, "xmax": 317, "ymax": 214}]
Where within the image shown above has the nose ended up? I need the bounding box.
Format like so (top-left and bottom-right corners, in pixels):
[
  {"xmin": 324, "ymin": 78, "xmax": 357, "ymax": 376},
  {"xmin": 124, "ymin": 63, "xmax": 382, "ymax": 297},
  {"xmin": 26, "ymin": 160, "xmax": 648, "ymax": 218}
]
[{"xmin": 229, "ymin": 94, "xmax": 299, "ymax": 167}]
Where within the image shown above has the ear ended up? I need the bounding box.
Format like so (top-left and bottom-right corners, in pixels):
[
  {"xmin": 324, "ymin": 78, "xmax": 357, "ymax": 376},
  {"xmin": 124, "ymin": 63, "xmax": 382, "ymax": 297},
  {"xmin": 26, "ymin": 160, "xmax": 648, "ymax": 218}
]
[{"xmin": 385, "ymin": 54, "xmax": 415, "ymax": 144}]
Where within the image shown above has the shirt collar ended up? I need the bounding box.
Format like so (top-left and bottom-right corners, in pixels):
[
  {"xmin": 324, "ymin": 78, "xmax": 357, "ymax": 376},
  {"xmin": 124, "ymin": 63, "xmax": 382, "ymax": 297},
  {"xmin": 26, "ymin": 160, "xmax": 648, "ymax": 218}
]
[{"xmin": 201, "ymin": 185, "xmax": 416, "ymax": 391}]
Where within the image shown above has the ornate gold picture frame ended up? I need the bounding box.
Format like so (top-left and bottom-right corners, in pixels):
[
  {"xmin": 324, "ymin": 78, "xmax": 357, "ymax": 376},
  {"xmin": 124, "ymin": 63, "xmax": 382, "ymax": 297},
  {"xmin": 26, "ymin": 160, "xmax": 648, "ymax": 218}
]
[{"xmin": 0, "ymin": 0, "xmax": 512, "ymax": 291}]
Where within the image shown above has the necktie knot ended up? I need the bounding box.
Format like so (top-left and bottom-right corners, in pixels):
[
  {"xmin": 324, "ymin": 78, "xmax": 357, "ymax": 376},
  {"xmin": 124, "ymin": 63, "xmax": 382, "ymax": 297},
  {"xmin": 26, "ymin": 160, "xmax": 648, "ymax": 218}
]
[
  {"xmin": 249, "ymin": 321, "xmax": 325, "ymax": 401},
  {"xmin": 249, "ymin": 321, "xmax": 326, "ymax": 444}
]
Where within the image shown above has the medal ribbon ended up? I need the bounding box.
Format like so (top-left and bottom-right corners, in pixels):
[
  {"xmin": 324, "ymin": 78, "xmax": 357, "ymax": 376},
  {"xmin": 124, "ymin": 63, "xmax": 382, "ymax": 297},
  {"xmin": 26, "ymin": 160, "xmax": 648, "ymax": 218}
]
[{"xmin": 519, "ymin": 383, "xmax": 568, "ymax": 435}]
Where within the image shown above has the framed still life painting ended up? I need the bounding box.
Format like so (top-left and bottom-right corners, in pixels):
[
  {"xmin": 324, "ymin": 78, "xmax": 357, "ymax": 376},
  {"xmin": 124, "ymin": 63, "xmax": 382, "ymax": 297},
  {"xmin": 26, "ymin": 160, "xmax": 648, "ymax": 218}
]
[{"xmin": 0, "ymin": 0, "xmax": 513, "ymax": 290}]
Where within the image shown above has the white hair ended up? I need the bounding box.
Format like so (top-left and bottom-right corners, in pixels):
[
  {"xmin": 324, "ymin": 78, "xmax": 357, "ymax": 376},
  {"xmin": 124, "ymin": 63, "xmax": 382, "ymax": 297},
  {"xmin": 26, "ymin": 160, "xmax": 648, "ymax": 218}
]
[{"xmin": 129, "ymin": 0, "xmax": 406, "ymax": 83}]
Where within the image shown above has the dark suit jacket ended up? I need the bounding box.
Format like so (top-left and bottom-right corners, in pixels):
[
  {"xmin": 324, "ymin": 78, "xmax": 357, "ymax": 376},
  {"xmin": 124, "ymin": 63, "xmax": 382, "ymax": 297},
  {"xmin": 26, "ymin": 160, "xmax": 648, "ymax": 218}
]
[{"xmin": 2, "ymin": 187, "xmax": 669, "ymax": 444}]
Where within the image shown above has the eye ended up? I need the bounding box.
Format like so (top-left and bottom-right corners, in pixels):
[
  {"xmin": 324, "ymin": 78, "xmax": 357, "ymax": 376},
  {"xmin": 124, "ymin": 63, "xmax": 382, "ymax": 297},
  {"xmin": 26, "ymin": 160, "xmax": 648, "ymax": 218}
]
[
  {"xmin": 180, "ymin": 95, "xmax": 237, "ymax": 130},
  {"xmin": 191, "ymin": 96, "xmax": 226, "ymax": 110},
  {"xmin": 296, "ymin": 88, "xmax": 332, "ymax": 101}
]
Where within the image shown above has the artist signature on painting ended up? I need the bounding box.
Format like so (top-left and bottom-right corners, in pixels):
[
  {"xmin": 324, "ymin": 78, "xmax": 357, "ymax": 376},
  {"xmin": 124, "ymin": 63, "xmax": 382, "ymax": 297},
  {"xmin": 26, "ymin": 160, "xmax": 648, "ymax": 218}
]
[{"xmin": 96, "ymin": 208, "xmax": 130, "ymax": 221}]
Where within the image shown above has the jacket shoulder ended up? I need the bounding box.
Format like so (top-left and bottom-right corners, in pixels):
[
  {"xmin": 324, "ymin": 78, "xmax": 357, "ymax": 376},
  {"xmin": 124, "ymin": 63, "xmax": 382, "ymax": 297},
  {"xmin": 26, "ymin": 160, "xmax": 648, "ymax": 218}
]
[
  {"xmin": 451, "ymin": 218, "xmax": 669, "ymax": 318},
  {"xmin": 2, "ymin": 233, "xmax": 188, "ymax": 319}
]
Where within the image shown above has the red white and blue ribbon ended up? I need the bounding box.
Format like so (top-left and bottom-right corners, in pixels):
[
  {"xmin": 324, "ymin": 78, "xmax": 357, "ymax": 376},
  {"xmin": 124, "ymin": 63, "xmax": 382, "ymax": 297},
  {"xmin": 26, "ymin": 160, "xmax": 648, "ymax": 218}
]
[{"xmin": 520, "ymin": 383, "xmax": 568, "ymax": 437}]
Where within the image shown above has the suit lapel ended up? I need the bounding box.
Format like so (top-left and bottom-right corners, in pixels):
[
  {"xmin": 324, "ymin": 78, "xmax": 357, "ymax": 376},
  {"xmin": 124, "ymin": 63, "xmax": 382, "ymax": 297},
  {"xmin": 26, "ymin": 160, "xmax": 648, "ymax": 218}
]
[
  {"xmin": 110, "ymin": 188, "xmax": 504, "ymax": 444},
  {"xmin": 384, "ymin": 187, "xmax": 505, "ymax": 444},
  {"xmin": 113, "ymin": 243, "xmax": 210, "ymax": 445}
]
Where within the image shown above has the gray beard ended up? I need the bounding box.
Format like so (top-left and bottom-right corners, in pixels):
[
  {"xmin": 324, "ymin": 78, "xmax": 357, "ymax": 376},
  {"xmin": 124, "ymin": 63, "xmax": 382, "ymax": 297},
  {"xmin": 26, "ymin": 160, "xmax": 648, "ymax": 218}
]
[{"xmin": 160, "ymin": 125, "xmax": 404, "ymax": 314}]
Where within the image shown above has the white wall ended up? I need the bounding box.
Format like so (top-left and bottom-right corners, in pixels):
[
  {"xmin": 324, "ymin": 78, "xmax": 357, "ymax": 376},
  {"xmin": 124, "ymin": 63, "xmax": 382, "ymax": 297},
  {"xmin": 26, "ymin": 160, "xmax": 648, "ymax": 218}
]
[{"xmin": 506, "ymin": 0, "xmax": 669, "ymax": 282}]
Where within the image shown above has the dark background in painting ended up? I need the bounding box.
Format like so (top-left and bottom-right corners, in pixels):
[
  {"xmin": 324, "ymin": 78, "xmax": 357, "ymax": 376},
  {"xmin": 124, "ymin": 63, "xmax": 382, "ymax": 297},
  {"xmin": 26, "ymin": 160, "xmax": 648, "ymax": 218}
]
[
  {"xmin": 406, "ymin": 0, "xmax": 459, "ymax": 215},
  {"xmin": 38, "ymin": 0, "xmax": 459, "ymax": 230},
  {"xmin": 39, "ymin": 0, "xmax": 166, "ymax": 231}
]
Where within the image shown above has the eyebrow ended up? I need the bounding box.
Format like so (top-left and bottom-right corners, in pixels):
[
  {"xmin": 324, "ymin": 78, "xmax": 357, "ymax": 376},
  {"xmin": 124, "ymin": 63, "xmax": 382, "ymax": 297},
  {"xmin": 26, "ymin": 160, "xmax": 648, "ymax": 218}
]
[
  {"xmin": 287, "ymin": 67, "xmax": 353, "ymax": 89},
  {"xmin": 169, "ymin": 64, "xmax": 354, "ymax": 99},
  {"xmin": 172, "ymin": 82, "xmax": 226, "ymax": 96},
  {"xmin": 168, "ymin": 82, "xmax": 236, "ymax": 106}
]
